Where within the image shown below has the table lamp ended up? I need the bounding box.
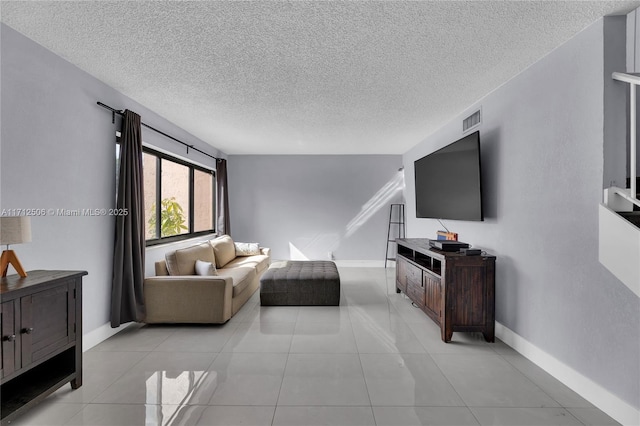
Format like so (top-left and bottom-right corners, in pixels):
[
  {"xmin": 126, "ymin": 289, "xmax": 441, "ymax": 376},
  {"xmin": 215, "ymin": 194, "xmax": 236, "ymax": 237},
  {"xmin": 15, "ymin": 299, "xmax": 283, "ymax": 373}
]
[{"xmin": 0, "ymin": 216, "xmax": 32, "ymax": 277}]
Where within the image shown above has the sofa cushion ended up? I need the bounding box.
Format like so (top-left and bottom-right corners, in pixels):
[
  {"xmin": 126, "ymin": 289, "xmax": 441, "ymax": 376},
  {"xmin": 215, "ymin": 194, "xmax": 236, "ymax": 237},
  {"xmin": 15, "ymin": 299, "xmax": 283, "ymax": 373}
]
[
  {"xmin": 217, "ymin": 266, "xmax": 257, "ymax": 297},
  {"xmin": 234, "ymin": 242, "xmax": 260, "ymax": 256},
  {"xmin": 169, "ymin": 243, "xmax": 216, "ymax": 275},
  {"xmin": 210, "ymin": 235, "xmax": 236, "ymax": 268},
  {"xmin": 224, "ymin": 254, "xmax": 270, "ymax": 275},
  {"xmin": 195, "ymin": 259, "xmax": 218, "ymax": 276},
  {"xmin": 165, "ymin": 253, "xmax": 179, "ymax": 276}
]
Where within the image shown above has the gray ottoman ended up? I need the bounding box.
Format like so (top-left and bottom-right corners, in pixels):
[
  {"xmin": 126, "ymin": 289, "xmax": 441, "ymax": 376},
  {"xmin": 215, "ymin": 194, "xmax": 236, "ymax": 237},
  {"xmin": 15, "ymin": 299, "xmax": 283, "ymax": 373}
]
[{"xmin": 260, "ymin": 261, "xmax": 340, "ymax": 306}]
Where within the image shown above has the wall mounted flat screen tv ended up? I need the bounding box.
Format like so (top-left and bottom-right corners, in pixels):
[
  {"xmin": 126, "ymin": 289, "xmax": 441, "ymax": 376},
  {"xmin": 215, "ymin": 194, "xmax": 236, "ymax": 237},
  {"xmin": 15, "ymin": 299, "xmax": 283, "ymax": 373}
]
[{"xmin": 414, "ymin": 131, "xmax": 483, "ymax": 221}]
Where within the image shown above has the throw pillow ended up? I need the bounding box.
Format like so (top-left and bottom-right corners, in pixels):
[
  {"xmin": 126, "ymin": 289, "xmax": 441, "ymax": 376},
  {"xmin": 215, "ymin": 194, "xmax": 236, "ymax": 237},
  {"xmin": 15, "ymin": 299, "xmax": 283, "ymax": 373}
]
[
  {"xmin": 195, "ymin": 259, "xmax": 218, "ymax": 276},
  {"xmin": 234, "ymin": 242, "xmax": 260, "ymax": 256},
  {"xmin": 210, "ymin": 235, "xmax": 236, "ymax": 268}
]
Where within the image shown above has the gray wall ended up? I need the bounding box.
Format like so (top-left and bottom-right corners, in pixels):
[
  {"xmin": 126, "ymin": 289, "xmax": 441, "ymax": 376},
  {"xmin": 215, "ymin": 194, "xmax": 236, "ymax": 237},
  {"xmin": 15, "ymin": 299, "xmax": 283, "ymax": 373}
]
[
  {"xmin": 404, "ymin": 17, "xmax": 639, "ymax": 409},
  {"xmin": 228, "ymin": 155, "xmax": 403, "ymax": 261},
  {"xmin": 0, "ymin": 23, "xmax": 223, "ymax": 337}
]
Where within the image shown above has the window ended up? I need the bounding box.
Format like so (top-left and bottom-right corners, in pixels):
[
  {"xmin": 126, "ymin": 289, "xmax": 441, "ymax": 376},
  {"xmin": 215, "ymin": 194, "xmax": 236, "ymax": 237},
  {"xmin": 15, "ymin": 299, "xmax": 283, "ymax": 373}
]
[
  {"xmin": 143, "ymin": 152, "xmax": 158, "ymax": 239},
  {"xmin": 194, "ymin": 169, "xmax": 214, "ymax": 232},
  {"xmin": 143, "ymin": 147, "xmax": 216, "ymax": 245},
  {"xmin": 159, "ymin": 159, "xmax": 190, "ymax": 237}
]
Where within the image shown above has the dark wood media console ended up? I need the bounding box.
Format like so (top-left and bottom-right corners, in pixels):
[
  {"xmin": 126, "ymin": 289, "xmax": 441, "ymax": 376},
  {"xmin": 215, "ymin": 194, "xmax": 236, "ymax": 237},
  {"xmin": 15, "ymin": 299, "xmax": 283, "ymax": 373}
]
[
  {"xmin": 395, "ymin": 238, "xmax": 495, "ymax": 343},
  {"xmin": 1, "ymin": 270, "xmax": 86, "ymax": 424}
]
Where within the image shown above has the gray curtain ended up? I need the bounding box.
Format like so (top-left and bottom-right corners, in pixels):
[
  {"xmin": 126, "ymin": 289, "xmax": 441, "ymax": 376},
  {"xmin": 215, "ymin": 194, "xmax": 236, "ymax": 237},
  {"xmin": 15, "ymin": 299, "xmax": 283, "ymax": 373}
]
[
  {"xmin": 111, "ymin": 110, "xmax": 146, "ymax": 327},
  {"xmin": 216, "ymin": 158, "xmax": 231, "ymax": 236}
]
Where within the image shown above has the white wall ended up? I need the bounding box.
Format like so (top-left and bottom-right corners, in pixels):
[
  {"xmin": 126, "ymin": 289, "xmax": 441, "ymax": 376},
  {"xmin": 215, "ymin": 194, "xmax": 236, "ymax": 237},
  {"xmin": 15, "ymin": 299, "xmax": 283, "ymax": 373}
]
[
  {"xmin": 627, "ymin": 9, "xmax": 640, "ymax": 175},
  {"xmin": 228, "ymin": 155, "xmax": 403, "ymax": 262},
  {"xmin": 604, "ymin": 17, "xmax": 630, "ymax": 189},
  {"xmin": 0, "ymin": 23, "xmax": 224, "ymax": 339},
  {"xmin": 403, "ymin": 17, "xmax": 639, "ymax": 413},
  {"xmin": 628, "ymin": 9, "xmax": 640, "ymax": 71}
]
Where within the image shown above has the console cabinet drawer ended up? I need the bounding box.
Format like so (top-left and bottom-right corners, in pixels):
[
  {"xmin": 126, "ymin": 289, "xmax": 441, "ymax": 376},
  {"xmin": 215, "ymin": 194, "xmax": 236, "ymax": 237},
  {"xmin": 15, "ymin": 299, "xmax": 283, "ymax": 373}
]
[
  {"xmin": 405, "ymin": 261, "xmax": 422, "ymax": 284},
  {"xmin": 407, "ymin": 278, "xmax": 425, "ymax": 308},
  {"xmin": 396, "ymin": 257, "xmax": 409, "ymax": 293},
  {"xmin": 397, "ymin": 256, "xmax": 421, "ymax": 288}
]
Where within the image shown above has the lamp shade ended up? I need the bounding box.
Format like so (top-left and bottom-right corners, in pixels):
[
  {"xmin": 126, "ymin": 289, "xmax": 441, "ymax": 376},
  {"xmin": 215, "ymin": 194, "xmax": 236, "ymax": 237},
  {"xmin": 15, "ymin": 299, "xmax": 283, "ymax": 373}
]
[{"xmin": 0, "ymin": 216, "xmax": 32, "ymax": 245}]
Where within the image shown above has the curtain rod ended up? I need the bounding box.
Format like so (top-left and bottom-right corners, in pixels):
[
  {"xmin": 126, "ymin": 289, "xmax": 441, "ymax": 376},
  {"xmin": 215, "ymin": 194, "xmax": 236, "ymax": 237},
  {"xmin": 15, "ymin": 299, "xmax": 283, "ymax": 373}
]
[{"xmin": 97, "ymin": 101, "xmax": 220, "ymax": 162}]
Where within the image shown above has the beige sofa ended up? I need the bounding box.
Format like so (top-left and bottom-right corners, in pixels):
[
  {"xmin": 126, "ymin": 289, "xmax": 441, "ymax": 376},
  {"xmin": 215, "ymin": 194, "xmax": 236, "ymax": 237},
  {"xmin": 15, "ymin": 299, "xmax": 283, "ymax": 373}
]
[{"xmin": 144, "ymin": 235, "xmax": 270, "ymax": 324}]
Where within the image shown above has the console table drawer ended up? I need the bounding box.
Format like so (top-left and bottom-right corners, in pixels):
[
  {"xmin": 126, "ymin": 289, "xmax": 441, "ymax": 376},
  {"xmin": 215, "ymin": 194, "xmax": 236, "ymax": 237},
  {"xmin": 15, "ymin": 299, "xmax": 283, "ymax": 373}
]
[
  {"xmin": 406, "ymin": 278, "xmax": 425, "ymax": 308},
  {"xmin": 405, "ymin": 262, "xmax": 422, "ymax": 283},
  {"xmin": 396, "ymin": 257, "xmax": 408, "ymax": 293}
]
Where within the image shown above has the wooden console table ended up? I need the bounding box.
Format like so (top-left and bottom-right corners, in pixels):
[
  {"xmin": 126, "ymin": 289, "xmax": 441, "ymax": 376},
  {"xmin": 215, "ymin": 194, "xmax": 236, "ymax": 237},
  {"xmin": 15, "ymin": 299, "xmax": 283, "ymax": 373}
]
[
  {"xmin": 395, "ymin": 239, "xmax": 495, "ymax": 342},
  {"xmin": 1, "ymin": 270, "xmax": 86, "ymax": 424}
]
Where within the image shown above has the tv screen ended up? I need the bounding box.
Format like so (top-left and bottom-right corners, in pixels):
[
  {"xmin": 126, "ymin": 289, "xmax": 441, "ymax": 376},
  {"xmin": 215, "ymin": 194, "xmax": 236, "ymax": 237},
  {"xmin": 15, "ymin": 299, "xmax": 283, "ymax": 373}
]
[{"xmin": 414, "ymin": 131, "xmax": 483, "ymax": 221}]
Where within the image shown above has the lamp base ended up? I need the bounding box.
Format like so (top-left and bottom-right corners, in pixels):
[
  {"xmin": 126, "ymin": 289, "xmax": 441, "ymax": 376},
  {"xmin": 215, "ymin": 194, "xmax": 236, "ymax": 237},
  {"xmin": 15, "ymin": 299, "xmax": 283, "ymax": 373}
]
[{"xmin": 1, "ymin": 250, "xmax": 27, "ymax": 278}]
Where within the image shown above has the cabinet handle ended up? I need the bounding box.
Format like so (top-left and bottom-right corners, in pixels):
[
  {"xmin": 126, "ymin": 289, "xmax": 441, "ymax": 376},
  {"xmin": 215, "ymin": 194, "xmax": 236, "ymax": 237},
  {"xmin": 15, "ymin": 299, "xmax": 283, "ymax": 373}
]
[
  {"xmin": 3, "ymin": 334, "xmax": 16, "ymax": 342},
  {"xmin": 21, "ymin": 327, "xmax": 34, "ymax": 334}
]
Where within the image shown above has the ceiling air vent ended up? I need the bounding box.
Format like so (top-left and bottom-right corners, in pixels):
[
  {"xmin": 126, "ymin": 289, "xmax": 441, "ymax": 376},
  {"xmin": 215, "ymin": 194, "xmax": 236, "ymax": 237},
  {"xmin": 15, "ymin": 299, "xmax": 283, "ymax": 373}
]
[{"xmin": 463, "ymin": 109, "xmax": 481, "ymax": 132}]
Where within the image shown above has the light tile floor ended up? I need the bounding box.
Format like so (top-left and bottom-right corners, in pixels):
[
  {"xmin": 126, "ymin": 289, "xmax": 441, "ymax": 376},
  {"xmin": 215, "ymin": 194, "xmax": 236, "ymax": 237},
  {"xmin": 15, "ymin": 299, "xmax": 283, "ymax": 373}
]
[{"xmin": 11, "ymin": 267, "xmax": 620, "ymax": 426}]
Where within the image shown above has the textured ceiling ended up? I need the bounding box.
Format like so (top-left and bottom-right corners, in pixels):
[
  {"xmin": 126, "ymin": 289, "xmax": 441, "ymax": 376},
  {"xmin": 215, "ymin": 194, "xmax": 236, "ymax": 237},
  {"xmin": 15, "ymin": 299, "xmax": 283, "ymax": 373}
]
[{"xmin": 2, "ymin": 1, "xmax": 639, "ymax": 155}]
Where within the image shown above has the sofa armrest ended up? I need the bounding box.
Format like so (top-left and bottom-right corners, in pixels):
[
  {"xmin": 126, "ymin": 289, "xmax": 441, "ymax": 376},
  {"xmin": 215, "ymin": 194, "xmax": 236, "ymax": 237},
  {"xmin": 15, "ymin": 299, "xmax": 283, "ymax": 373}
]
[
  {"xmin": 260, "ymin": 247, "xmax": 271, "ymax": 258},
  {"xmin": 144, "ymin": 275, "xmax": 233, "ymax": 324}
]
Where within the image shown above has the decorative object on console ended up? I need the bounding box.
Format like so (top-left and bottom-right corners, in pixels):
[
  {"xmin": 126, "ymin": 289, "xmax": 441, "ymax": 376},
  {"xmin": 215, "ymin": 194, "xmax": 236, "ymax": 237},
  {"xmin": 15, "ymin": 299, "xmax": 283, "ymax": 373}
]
[
  {"xmin": 0, "ymin": 216, "xmax": 32, "ymax": 278},
  {"xmin": 436, "ymin": 230, "xmax": 458, "ymax": 241}
]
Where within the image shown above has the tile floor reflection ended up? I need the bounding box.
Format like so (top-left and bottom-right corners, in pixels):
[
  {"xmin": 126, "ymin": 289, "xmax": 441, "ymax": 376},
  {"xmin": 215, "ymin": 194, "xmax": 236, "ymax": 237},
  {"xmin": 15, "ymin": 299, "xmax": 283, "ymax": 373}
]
[{"xmin": 10, "ymin": 267, "xmax": 620, "ymax": 425}]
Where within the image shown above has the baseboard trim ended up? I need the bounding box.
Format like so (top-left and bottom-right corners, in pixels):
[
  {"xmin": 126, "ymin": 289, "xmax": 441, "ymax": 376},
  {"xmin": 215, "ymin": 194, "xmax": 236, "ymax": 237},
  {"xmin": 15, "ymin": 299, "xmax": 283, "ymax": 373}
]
[
  {"xmin": 334, "ymin": 260, "xmax": 386, "ymax": 267},
  {"xmin": 83, "ymin": 321, "xmax": 135, "ymax": 352},
  {"xmin": 495, "ymin": 322, "xmax": 639, "ymax": 426}
]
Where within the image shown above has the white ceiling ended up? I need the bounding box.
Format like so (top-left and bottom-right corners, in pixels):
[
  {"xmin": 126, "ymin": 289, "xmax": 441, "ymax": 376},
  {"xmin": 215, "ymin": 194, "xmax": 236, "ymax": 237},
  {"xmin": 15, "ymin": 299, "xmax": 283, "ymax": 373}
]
[{"xmin": 2, "ymin": 1, "xmax": 639, "ymax": 155}]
